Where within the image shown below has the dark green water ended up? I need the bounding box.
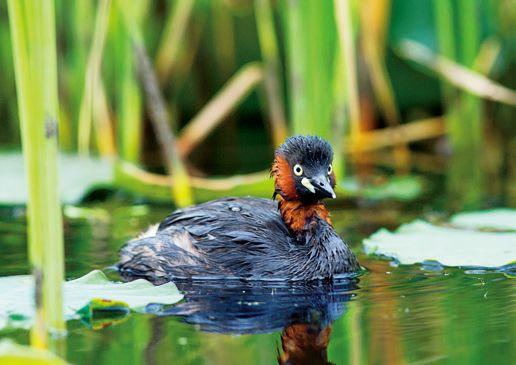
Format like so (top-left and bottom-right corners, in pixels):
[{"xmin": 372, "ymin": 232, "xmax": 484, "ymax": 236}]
[{"xmin": 0, "ymin": 199, "xmax": 514, "ymax": 365}]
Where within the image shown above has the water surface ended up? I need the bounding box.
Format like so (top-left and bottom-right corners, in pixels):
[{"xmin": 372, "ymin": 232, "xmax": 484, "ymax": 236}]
[{"xmin": 0, "ymin": 202, "xmax": 514, "ymax": 364}]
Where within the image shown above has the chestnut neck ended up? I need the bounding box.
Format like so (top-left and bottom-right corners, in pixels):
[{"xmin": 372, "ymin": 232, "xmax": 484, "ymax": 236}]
[{"xmin": 276, "ymin": 196, "xmax": 332, "ymax": 235}]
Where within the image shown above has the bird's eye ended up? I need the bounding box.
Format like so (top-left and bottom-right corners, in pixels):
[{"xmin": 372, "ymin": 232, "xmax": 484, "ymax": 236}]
[
  {"xmin": 327, "ymin": 164, "xmax": 333, "ymax": 174},
  {"xmin": 293, "ymin": 164, "xmax": 303, "ymax": 176}
]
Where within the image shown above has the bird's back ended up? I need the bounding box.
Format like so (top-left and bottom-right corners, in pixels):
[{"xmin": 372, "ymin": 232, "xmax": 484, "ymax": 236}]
[{"xmin": 119, "ymin": 197, "xmax": 297, "ymax": 282}]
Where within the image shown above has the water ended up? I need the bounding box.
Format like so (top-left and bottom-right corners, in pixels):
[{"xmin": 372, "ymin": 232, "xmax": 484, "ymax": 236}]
[{"xmin": 0, "ymin": 202, "xmax": 514, "ymax": 365}]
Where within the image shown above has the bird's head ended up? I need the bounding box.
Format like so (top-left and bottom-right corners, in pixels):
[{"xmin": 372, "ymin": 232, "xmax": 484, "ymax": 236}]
[{"xmin": 271, "ymin": 136, "xmax": 336, "ymax": 203}]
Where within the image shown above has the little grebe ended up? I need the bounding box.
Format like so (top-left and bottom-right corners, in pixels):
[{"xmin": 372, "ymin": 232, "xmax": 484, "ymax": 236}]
[{"xmin": 118, "ymin": 136, "xmax": 360, "ymax": 281}]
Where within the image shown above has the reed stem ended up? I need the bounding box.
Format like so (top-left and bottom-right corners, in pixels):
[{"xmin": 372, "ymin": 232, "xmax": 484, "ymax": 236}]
[
  {"xmin": 360, "ymin": 0, "xmax": 400, "ymax": 127},
  {"xmin": 177, "ymin": 63, "xmax": 264, "ymax": 156},
  {"xmin": 155, "ymin": 0, "xmax": 195, "ymax": 82},
  {"xmin": 117, "ymin": 0, "xmax": 194, "ymax": 207},
  {"xmin": 332, "ymin": 39, "xmax": 347, "ymax": 181},
  {"xmin": 334, "ymin": 0, "xmax": 361, "ymax": 139},
  {"xmin": 211, "ymin": 1, "xmax": 236, "ymax": 82},
  {"xmin": 434, "ymin": 0, "xmax": 483, "ymax": 209},
  {"xmin": 77, "ymin": 0, "xmax": 112, "ymax": 155},
  {"xmin": 359, "ymin": 0, "xmax": 410, "ymax": 170},
  {"xmin": 254, "ymin": 0, "xmax": 288, "ymax": 147},
  {"xmin": 397, "ymin": 41, "xmax": 516, "ymax": 105},
  {"xmin": 115, "ymin": 5, "xmax": 142, "ymax": 163},
  {"xmin": 135, "ymin": 43, "xmax": 194, "ymax": 207},
  {"xmin": 433, "ymin": 0, "xmax": 460, "ymax": 147},
  {"xmin": 7, "ymin": 0, "xmax": 65, "ymax": 344},
  {"xmin": 283, "ymin": 0, "xmax": 306, "ymax": 135},
  {"xmin": 94, "ymin": 79, "xmax": 116, "ymax": 156},
  {"xmin": 458, "ymin": 0, "xmax": 482, "ymax": 151}
]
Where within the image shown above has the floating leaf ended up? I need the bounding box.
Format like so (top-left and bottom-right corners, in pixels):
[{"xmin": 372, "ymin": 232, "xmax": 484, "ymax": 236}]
[
  {"xmin": 0, "ymin": 339, "xmax": 68, "ymax": 365},
  {"xmin": 0, "ymin": 270, "xmax": 183, "ymax": 330},
  {"xmin": 0, "ymin": 153, "xmax": 113, "ymax": 205},
  {"xmin": 341, "ymin": 175, "xmax": 424, "ymax": 201},
  {"xmin": 363, "ymin": 215, "xmax": 516, "ymax": 267},
  {"xmin": 450, "ymin": 209, "xmax": 516, "ymax": 231}
]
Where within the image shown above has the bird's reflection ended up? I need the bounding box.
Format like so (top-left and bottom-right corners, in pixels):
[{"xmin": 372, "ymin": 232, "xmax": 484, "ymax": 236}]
[
  {"xmin": 279, "ymin": 322, "xmax": 333, "ymax": 365},
  {"xmin": 146, "ymin": 278, "xmax": 358, "ymax": 364}
]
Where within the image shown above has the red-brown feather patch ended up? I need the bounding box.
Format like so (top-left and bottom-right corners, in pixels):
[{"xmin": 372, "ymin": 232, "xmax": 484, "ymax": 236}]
[
  {"xmin": 271, "ymin": 155, "xmax": 298, "ymax": 200},
  {"xmin": 278, "ymin": 197, "xmax": 332, "ymax": 233}
]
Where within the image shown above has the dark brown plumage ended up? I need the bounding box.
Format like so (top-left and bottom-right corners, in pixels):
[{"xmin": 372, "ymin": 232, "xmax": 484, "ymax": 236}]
[{"xmin": 118, "ymin": 136, "xmax": 360, "ymax": 281}]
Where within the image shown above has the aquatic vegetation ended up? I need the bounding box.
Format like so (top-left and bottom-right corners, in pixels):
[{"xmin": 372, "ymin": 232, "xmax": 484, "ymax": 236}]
[
  {"xmin": 0, "ymin": 270, "xmax": 183, "ymax": 331},
  {"xmin": 0, "ymin": 153, "xmax": 112, "ymax": 205},
  {"xmin": 340, "ymin": 175, "xmax": 424, "ymax": 202},
  {"xmin": 364, "ymin": 209, "xmax": 516, "ymax": 267},
  {"xmin": 7, "ymin": 0, "xmax": 65, "ymax": 346},
  {"xmin": 0, "ymin": 0, "xmax": 512, "ymax": 207},
  {"xmin": 451, "ymin": 209, "xmax": 516, "ymax": 231}
]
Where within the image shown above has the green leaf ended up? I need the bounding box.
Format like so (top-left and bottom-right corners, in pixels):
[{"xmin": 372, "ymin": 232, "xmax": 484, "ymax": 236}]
[
  {"xmin": 341, "ymin": 175, "xmax": 425, "ymax": 201},
  {"xmin": 0, "ymin": 153, "xmax": 113, "ymax": 205},
  {"xmin": 0, "ymin": 339, "xmax": 68, "ymax": 364},
  {"xmin": 363, "ymin": 210, "xmax": 516, "ymax": 267},
  {"xmin": 0, "ymin": 270, "xmax": 183, "ymax": 330},
  {"xmin": 450, "ymin": 209, "xmax": 516, "ymax": 231}
]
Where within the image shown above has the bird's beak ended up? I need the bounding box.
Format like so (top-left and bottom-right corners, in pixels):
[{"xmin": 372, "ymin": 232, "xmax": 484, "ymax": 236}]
[{"xmin": 303, "ymin": 174, "xmax": 336, "ymax": 199}]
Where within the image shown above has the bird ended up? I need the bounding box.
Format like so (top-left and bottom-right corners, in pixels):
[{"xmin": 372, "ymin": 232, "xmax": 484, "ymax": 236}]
[{"xmin": 118, "ymin": 135, "xmax": 360, "ymax": 282}]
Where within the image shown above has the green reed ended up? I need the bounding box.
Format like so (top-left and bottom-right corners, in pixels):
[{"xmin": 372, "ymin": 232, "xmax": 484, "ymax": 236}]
[
  {"xmin": 117, "ymin": 0, "xmax": 194, "ymax": 207},
  {"xmin": 7, "ymin": 0, "xmax": 65, "ymax": 346},
  {"xmin": 282, "ymin": 0, "xmax": 337, "ymax": 140},
  {"xmin": 114, "ymin": 4, "xmax": 143, "ymax": 163},
  {"xmin": 77, "ymin": 0, "xmax": 112, "ymax": 156},
  {"xmin": 280, "ymin": 0, "xmax": 362, "ymax": 180},
  {"xmin": 254, "ymin": 0, "xmax": 288, "ymax": 147},
  {"xmin": 156, "ymin": 0, "xmax": 195, "ymax": 83},
  {"xmin": 434, "ymin": 0, "xmax": 484, "ymax": 208},
  {"xmin": 458, "ymin": 0, "xmax": 482, "ymax": 152},
  {"xmin": 433, "ymin": 0, "xmax": 460, "ymax": 148},
  {"xmin": 1, "ymin": 0, "xmax": 510, "ymax": 206},
  {"xmin": 57, "ymin": 0, "xmax": 95, "ymax": 151},
  {"xmin": 333, "ymin": 0, "xmax": 360, "ymax": 180},
  {"xmin": 434, "ymin": 0, "xmax": 484, "ymax": 155}
]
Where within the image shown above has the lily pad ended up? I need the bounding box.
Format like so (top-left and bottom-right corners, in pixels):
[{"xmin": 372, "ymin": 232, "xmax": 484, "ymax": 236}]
[
  {"xmin": 450, "ymin": 209, "xmax": 516, "ymax": 231},
  {"xmin": 341, "ymin": 175, "xmax": 424, "ymax": 202},
  {"xmin": 0, "ymin": 152, "xmax": 113, "ymax": 205},
  {"xmin": 363, "ymin": 211, "xmax": 516, "ymax": 268},
  {"xmin": 0, "ymin": 270, "xmax": 183, "ymax": 330}
]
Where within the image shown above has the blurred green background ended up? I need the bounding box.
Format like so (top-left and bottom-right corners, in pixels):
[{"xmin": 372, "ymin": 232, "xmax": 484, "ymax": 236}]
[{"xmin": 1, "ymin": 0, "xmax": 515, "ymax": 209}]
